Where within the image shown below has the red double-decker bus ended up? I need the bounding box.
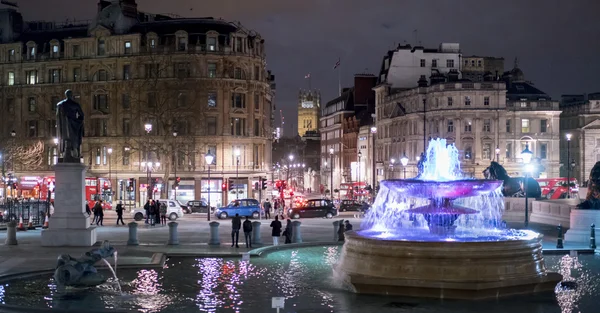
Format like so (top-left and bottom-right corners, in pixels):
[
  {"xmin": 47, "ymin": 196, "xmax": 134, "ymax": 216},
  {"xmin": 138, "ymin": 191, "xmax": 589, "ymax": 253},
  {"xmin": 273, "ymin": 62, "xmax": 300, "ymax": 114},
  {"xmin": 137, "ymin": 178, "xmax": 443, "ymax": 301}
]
[{"xmin": 40, "ymin": 176, "xmax": 113, "ymax": 210}]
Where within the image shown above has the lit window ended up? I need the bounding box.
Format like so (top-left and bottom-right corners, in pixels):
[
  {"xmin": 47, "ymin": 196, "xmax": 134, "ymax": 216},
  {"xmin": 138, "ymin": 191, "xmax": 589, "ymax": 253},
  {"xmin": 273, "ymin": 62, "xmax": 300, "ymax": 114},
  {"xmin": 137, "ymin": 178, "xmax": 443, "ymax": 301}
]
[
  {"xmin": 208, "ymin": 63, "xmax": 217, "ymax": 78},
  {"xmin": 124, "ymin": 41, "xmax": 132, "ymax": 54},
  {"xmin": 7, "ymin": 71, "xmax": 14, "ymax": 85},
  {"xmin": 207, "ymin": 37, "xmax": 216, "ymax": 51},
  {"xmin": 521, "ymin": 119, "xmax": 530, "ymax": 133},
  {"xmin": 208, "ymin": 92, "xmax": 217, "ymax": 107}
]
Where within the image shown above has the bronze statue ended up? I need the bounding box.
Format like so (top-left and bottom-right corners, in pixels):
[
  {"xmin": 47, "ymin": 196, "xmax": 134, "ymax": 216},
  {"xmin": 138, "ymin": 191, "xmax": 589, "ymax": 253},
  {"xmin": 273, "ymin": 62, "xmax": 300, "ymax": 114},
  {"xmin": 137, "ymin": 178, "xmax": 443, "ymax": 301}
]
[
  {"xmin": 578, "ymin": 161, "xmax": 600, "ymax": 210},
  {"xmin": 483, "ymin": 161, "xmax": 541, "ymax": 198},
  {"xmin": 54, "ymin": 241, "xmax": 116, "ymax": 287},
  {"xmin": 56, "ymin": 90, "xmax": 84, "ymax": 162}
]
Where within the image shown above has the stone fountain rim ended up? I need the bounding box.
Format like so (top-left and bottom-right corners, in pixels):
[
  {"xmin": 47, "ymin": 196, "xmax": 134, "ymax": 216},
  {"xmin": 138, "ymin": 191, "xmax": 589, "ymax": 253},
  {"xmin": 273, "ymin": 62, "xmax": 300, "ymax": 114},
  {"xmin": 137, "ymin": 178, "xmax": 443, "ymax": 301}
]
[
  {"xmin": 349, "ymin": 230, "xmax": 544, "ymax": 244},
  {"xmin": 382, "ymin": 178, "xmax": 504, "ymax": 184}
]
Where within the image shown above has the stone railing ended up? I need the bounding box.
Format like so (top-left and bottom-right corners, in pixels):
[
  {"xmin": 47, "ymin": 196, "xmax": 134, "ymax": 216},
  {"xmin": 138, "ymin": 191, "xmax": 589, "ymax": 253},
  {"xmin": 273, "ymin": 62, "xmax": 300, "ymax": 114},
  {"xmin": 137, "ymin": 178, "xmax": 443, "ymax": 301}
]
[{"xmin": 530, "ymin": 199, "xmax": 577, "ymax": 226}]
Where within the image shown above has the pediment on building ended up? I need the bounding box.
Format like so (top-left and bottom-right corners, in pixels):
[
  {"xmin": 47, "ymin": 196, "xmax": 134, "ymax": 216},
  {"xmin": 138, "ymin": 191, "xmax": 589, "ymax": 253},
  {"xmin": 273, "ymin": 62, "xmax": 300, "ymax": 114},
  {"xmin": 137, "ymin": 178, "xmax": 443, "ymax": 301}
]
[
  {"xmin": 582, "ymin": 119, "xmax": 600, "ymax": 130},
  {"xmin": 390, "ymin": 102, "xmax": 406, "ymax": 118},
  {"xmin": 89, "ymin": 25, "xmax": 112, "ymax": 37}
]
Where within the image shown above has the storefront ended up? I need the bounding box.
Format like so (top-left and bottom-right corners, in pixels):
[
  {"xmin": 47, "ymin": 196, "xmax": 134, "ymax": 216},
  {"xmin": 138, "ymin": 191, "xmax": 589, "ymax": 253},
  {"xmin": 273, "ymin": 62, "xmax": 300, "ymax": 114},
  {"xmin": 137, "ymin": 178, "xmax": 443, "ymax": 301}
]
[
  {"xmin": 18, "ymin": 176, "xmax": 42, "ymax": 200},
  {"xmin": 227, "ymin": 179, "xmax": 248, "ymax": 202},
  {"xmin": 172, "ymin": 179, "xmax": 195, "ymax": 204},
  {"xmin": 200, "ymin": 178, "xmax": 223, "ymax": 208},
  {"xmin": 139, "ymin": 177, "xmax": 163, "ymax": 206}
]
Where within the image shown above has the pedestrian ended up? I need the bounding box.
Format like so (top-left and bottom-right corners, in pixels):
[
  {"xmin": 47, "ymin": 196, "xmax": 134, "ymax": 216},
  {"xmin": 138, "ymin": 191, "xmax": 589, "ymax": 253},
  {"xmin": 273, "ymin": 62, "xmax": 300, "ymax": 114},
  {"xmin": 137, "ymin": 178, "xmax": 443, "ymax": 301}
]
[
  {"xmin": 283, "ymin": 219, "xmax": 293, "ymax": 244},
  {"xmin": 231, "ymin": 213, "xmax": 241, "ymax": 248},
  {"xmin": 85, "ymin": 203, "xmax": 91, "ymax": 217},
  {"xmin": 344, "ymin": 220, "xmax": 353, "ymax": 231},
  {"xmin": 264, "ymin": 198, "xmax": 271, "ymax": 219},
  {"xmin": 95, "ymin": 201, "xmax": 104, "ymax": 226},
  {"xmin": 144, "ymin": 200, "xmax": 150, "ymax": 224},
  {"xmin": 160, "ymin": 201, "xmax": 167, "ymax": 226},
  {"xmin": 270, "ymin": 215, "xmax": 282, "ymax": 246},
  {"xmin": 91, "ymin": 201, "xmax": 99, "ymax": 224},
  {"xmin": 243, "ymin": 216, "xmax": 253, "ymax": 248},
  {"xmin": 115, "ymin": 201, "xmax": 125, "ymax": 225},
  {"xmin": 154, "ymin": 200, "xmax": 161, "ymax": 225},
  {"xmin": 149, "ymin": 200, "xmax": 156, "ymax": 226},
  {"xmin": 337, "ymin": 220, "xmax": 346, "ymax": 242}
]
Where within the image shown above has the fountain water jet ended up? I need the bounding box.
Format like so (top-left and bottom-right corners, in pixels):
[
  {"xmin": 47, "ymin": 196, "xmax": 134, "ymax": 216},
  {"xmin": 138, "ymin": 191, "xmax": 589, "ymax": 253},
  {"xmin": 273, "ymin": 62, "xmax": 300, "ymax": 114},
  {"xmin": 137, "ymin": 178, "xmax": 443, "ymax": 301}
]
[{"xmin": 336, "ymin": 138, "xmax": 562, "ymax": 299}]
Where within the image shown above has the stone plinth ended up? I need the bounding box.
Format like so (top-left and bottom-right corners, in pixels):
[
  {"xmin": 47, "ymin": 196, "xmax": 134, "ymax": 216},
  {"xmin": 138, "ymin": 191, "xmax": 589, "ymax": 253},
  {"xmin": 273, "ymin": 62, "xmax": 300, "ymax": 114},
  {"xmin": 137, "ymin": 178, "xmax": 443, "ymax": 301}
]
[
  {"xmin": 41, "ymin": 163, "xmax": 97, "ymax": 246},
  {"xmin": 502, "ymin": 198, "xmax": 534, "ymax": 223},
  {"xmin": 335, "ymin": 231, "xmax": 561, "ymax": 300},
  {"xmin": 565, "ymin": 209, "xmax": 600, "ymax": 244},
  {"xmin": 530, "ymin": 199, "xmax": 576, "ymax": 226}
]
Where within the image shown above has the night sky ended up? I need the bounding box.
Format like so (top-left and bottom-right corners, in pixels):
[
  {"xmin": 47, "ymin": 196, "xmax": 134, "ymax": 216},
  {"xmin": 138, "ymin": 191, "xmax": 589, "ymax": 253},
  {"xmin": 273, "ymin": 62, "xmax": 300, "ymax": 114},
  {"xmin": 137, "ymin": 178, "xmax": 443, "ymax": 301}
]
[{"xmin": 20, "ymin": 0, "xmax": 600, "ymax": 135}]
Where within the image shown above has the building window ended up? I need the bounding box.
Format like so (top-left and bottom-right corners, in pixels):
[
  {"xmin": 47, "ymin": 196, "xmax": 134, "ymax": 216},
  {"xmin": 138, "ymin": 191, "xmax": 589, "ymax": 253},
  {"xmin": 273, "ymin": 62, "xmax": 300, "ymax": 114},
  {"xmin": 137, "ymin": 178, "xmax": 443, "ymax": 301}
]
[
  {"xmin": 432, "ymin": 59, "xmax": 437, "ymax": 68},
  {"xmin": 506, "ymin": 120, "xmax": 511, "ymax": 133},
  {"xmin": 73, "ymin": 67, "xmax": 81, "ymax": 82},
  {"xmin": 208, "ymin": 145, "xmax": 217, "ymax": 165},
  {"xmin": 123, "ymin": 65, "xmax": 131, "ymax": 80},
  {"xmin": 50, "ymin": 69, "xmax": 61, "ymax": 83},
  {"xmin": 465, "ymin": 96, "xmax": 471, "ymax": 106},
  {"xmin": 93, "ymin": 94, "xmax": 108, "ymax": 112},
  {"xmin": 124, "ymin": 41, "xmax": 132, "ymax": 54},
  {"xmin": 26, "ymin": 70, "xmax": 38, "ymax": 85},
  {"xmin": 122, "ymin": 94, "xmax": 130, "ymax": 109},
  {"xmin": 484, "ymin": 96, "xmax": 490, "ymax": 106},
  {"xmin": 176, "ymin": 63, "xmax": 189, "ymax": 78},
  {"xmin": 207, "ymin": 117, "xmax": 217, "ymax": 135},
  {"xmin": 95, "ymin": 147, "xmax": 101, "ymax": 165},
  {"xmin": 208, "ymin": 92, "xmax": 217, "ymax": 107},
  {"xmin": 72, "ymin": 45, "xmax": 80, "ymax": 57},
  {"xmin": 420, "ymin": 59, "xmax": 425, "ymax": 67},
  {"xmin": 446, "ymin": 59, "xmax": 454, "ymax": 68},
  {"xmin": 48, "ymin": 119, "xmax": 56, "ymax": 137},
  {"xmin": 123, "ymin": 147, "xmax": 130, "ymax": 165},
  {"xmin": 254, "ymin": 94, "xmax": 259, "ymax": 111},
  {"xmin": 177, "ymin": 93, "xmax": 187, "ymax": 107},
  {"xmin": 465, "ymin": 147, "xmax": 472, "ymax": 159},
  {"xmin": 254, "ymin": 66, "xmax": 260, "ymax": 80},
  {"xmin": 520, "ymin": 101, "xmax": 528, "ymax": 108},
  {"xmin": 147, "ymin": 92, "xmax": 156, "ymax": 107},
  {"xmin": 208, "ymin": 63, "xmax": 217, "ymax": 78},
  {"xmin": 7, "ymin": 71, "xmax": 14, "ymax": 85},
  {"xmin": 447, "ymin": 97, "xmax": 453, "ymax": 106},
  {"xmin": 145, "ymin": 64, "xmax": 158, "ymax": 78},
  {"xmin": 521, "ymin": 119, "xmax": 530, "ymax": 133},
  {"xmin": 28, "ymin": 97, "xmax": 36, "ymax": 112},
  {"xmin": 254, "ymin": 119, "xmax": 260, "ymax": 136},
  {"xmin": 207, "ymin": 37, "xmax": 216, "ymax": 51},
  {"xmin": 100, "ymin": 120, "xmax": 108, "ymax": 136},
  {"xmin": 122, "ymin": 118, "xmax": 130, "ymax": 136},
  {"xmin": 50, "ymin": 96, "xmax": 59, "ymax": 111},
  {"xmin": 235, "ymin": 37, "xmax": 243, "ymax": 52},
  {"xmin": 483, "ymin": 119, "xmax": 491, "ymax": 132},
  {"xmin": 464, "ymin": 121, "xmax": 472, "ymax": 132},
  {"xmin": 231, "ymin": 118, "xmax": 246, "ymax": 136},
  {"xmin": 231, "ymin": 93, "xmax": 246, "ymax": 108},
  {"xmin": 483, "ymin": 144, "xmax": 492, "ymax": 160},
  {"xmin": 234, "ymin": 67, "xmax": 242, "ymax": 79},
  {"xmin": 447, "ymin": 120, "xmax": 454, "ymax": 133},
  {"xmin": 28, "ymin": 120, "xmax": 38, "ymax": 137},
  {"xmin": 149, "ymin": 39, "xmax": 156, "ymax": 49},
  {"xmin": 540, "ymin": 119, "xmax": 548, "ymax": 133},
  {"xmin": 97, "ymin": 70, "xmax": 107, "ymax": 81},
  {"xmin": 506, "ymin": 143, "xmax": 512, "ymax": 158},
  {"xmin": 7, "ymin": 49, "xmax": 15, "ymax": 61},
  {"xmin": 540, "ymin": 143, "xmax": 547, "ymax": 159},
  {"xmin": 97, "ymin": 38, "xmax": 105, "ymax": 56},
  {"xmin": 6, "ymin": 98, "xmax": 14, "ymax": 114},
  {"xmin": 51, "ymin": 44, "xmax": 59, "ymax": 56},
  {"xmin": 28, "ymin": 46, "xmax": 36, "ymax": 59},
  {"xmin": 177, "ymin": 37, "xmax": 187, "ymax": 51}
]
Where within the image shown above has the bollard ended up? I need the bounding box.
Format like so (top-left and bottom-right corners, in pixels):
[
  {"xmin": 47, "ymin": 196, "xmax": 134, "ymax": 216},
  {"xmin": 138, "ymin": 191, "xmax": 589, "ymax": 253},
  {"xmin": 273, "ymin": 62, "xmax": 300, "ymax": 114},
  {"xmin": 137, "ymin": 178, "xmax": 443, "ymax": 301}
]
[
  {"xmin": 333, "ymin": 220, "xmax": 343, "ymax": 241},
  {"xmin": 556, "ymin": 224, "xmax": 564, "ymax": 249},
  {"xmin": 208, "ymin": 221, "xmax": 220, "ymax": 245},
  {"xmin": 167, "ymin": 222, "xmax": 179, "ymax": 245},
  {"xmin": 251, "ymin": 221, "xmax": 262, "ymax": 246},
  {"xmin": 127, "ymin": 222, "xmax": 139, "ymax": 246},
  {"xmin": 292, "ymin": 221, "xmax": 302, "ymax": 243},
  {"xmin": 590, "ymin": 224, "xmax": 596, "ymax": 249},
  {"xmin": 5, "ymin": 220, "xmax": 18, "ymax": 245}
]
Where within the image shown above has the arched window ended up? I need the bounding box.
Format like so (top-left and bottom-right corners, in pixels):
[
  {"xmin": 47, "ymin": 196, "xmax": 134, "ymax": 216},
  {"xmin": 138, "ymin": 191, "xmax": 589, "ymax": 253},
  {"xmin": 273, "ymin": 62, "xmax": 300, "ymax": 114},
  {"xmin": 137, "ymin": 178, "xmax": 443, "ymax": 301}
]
[
  {"xmin": 97, "ymin": 38, "xmax": 106, "ymax": 56},
  {"xmin": 465, "ymin": 147, "xmax": 472, "ymax": 160}
]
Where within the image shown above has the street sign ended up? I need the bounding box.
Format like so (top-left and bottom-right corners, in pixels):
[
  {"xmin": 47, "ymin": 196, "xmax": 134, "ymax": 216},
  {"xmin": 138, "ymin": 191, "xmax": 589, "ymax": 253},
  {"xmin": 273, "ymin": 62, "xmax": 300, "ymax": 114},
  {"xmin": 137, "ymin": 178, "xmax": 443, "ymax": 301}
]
[{"xmin": 271, "ymin": 297, "xmax": 285, "ymax": 309}]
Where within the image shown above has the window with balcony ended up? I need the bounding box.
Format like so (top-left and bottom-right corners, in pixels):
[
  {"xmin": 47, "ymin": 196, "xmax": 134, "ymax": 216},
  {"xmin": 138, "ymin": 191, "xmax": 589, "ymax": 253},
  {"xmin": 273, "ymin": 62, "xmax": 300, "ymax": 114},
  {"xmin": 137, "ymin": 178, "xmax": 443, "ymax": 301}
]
[
  {"xmin": 464, "ymin": 121, "xmax": 472, "ymax": 133},
  {"xmin": 231, "ymin": 93, "xmax": 246, "ymax": 109},
  {"xmin": 540, "ymin": 119, "xmax": 548, "ymax": 133},
  {"xmin": 207, "ymin": 37, "xmax": 216, "ymax": 51},
  {"xmin": 208, "ymin": 145, "xmax": 217, "ymax": 165},
  {"xmin": 97, "ymin": 38, "xmax": 105, "ymax": 56},
  {"xmin": 122, "ymin": 93, "xmax": 130, "ymax": 109},
  {"xmin": 93, "ymin": 119, "xmax": 108, "ymax": 137},
  {"xmin": 124, "ymin": 41, "xmax": 132, "ymax": 54},
  {"xmin": 123, "ymin": 147, "xmax": 130, "ymax": 165},
  {"xmin": 122, "ymin": 118, "xmax": 130, "ymax": 136},
  {"xmin": 447, "ymin": 120, "xmax": 454, "ymax": 132},
  {"xmin": 26, "ymin": 70, "xmax": 38, "ymax": 85},
  {"xmin": 207, "ymin": 117, "xmax": 217, "ymax": 135},
  {"xmin": 231, "ymin": 118, "xmax": 246, "ymax": 136},
  {"xmin": 208, "ymin": 92, "xmax": 217, "ymax": 107},
  {"xmin": 28, "ymin": 97, "xmax": 36, "ymax": 112},
  {"xmin": 465, "ymin": 147, "xmax": 472, "ymax": 159},
  {"xmin": 93, "ymin": 94, "xmax": 109, "ymax": 112},
  {"xmin": 207, "ymin": 63, "xmax": 217, "ymax": 78},
  {"xmin": 540, "ymin": 143, "xmax": 547, "ymax": 159},
  {"xmin": 521, "ymin": 119, "xmax": 530, "ymax": 133},
  {"xmin": 49, "ymin": 69, "xmax": 61, "ymax": 83},
  {"xmin": 123, "ymin": 65, "xmax": 131, "ymax": 80},
  {"xmin": 7, "ymin": 71, "xmax": 14, "ymax": 85},
  {"xmin": 28, "ymin": 120, "xmax": 38, "ymax": 137},
  {"xmin": 72, "ymin": 44, "xmax": 80, "ymax": 57},
  {"xmin": 483, "ymin": 119, "xmax": 491, "ymax": 132},
  {"xmin": 73, "ymin": 67, "xmax": 81, "ymax": 82},
  {"xmin": 484, "ymin": 96, "xmax": 490, "ymax": 106},
  {"xmin": 483, "ymin": 143, "xmax": 492, "ymax": 160}
]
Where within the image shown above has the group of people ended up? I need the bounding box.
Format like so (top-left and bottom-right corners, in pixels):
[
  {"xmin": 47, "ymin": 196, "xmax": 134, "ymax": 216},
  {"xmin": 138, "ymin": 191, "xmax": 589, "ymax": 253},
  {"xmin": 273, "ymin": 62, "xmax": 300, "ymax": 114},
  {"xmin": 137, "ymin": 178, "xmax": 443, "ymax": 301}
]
[
  {"xmin": 229, "ymin": 214, "xmax": 300, "ymax": 248},
  {"xmin": 85, "ymin": 200, "xmax": 125, "ymax": 226},
  {"xmin": 143, "ymin": 200, "xmax": 168, "ymax": 226},
  {"xmin": 262, "ymin": 198, "xmax": 287, "ymax": 220}
]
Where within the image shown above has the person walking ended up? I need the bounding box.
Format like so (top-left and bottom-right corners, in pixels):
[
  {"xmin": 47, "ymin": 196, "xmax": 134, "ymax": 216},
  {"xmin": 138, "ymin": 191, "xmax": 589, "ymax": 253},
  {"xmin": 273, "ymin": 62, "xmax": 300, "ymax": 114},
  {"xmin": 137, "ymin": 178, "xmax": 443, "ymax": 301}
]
[
  {"xmin": 264, "ymin": 198, "xmax": 271, "ymax": 219},
  {"xmin": 243, "ymin": 216, "xmax": 253, "ymax": 248},
  {"xmin": 91, "ymin": 201, "xmax": 99, "ymax": 225},
  {"xmin": 231, "ymin": 213, "xmax": 241, "ymax": 248},
  {"xmin": 144, "ymin": 200, "xmax": 150, "ymax": 224},
  {"xmin": 154, "ymin": 200, "xmax": 161, "ymax": 225},
  {"xmin": 283, "ymin": 219, "xmax": 293, "ymax": 244},
  {"xmin": 159, "ymin": 201, "xmax": 167, "ymax": 226},
  {"xmin": 85, "ymin": 203, "xmax": 91, "ymax": 217},
  {"xmin": 337, "ymin": 219, "xmax": 346, "ymax": 242},
  {"xmin": 270, "ymin": 216, "xmax": 282, "ymax": 246},
  {"xmin": 95, "ymin": 201, "xmax": 104, "ymax": 226},
  {"xmin": 149, "ymin": 200, "xmax": 156, "ymax": 227},
  {"xmin": 115, "ymin": 201, "xmax": 125, "ymax": 225}
]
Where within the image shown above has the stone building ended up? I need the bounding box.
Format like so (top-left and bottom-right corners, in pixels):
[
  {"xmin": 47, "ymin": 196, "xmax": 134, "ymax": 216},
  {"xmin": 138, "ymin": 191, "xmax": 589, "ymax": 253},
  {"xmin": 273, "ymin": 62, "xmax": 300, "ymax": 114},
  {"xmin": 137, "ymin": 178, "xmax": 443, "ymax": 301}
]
[
  {"xmin": 461, "ymin": 56, "xmax": 504, "ymax": 82},
  {"xmin": 560, "ymin": 92, "xmax": 600, "ymax": 183},
  {"xmin": 297, "ymin": 89, "xmax": 320, "ymax": 137},
  {"xmin": 374, "ymin": 62, "xmax": 561, "ymax": 179},
  {"xmin": 0, "ymin": 0, "xmax": 275, "ymax": 206}
]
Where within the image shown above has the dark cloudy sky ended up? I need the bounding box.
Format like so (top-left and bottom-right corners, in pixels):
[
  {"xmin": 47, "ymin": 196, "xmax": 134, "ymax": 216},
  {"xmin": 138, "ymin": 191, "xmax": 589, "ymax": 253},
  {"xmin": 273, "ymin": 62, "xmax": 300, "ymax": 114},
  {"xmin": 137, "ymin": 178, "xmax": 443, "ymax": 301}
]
[{"xmin": 20, "ymin": 0, "xmax": 600, "ymax": 135}]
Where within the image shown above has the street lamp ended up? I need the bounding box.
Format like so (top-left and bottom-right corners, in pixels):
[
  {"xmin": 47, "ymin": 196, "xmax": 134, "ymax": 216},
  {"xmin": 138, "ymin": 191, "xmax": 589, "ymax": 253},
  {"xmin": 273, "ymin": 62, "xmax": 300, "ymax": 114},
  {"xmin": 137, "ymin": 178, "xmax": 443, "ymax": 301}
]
[
  {"xmin": 204, "ymin": 151, "xmax": 214, "ymax": 221},
  {"xmin": 172, "ymin": 130, "xmax": 178, "ymax": 200},
  {"xmin": 329, "ymin": 148, "xmax": 334, "ymax": 198},
  {"xmin": 370, "ymin": 126, "xmax": 377, "ymax": 190},
  {"xmin": 400, "ymin": 153, "xmax": 408, "ymax": 179},
  {"xmin": 521, "ymin": 143, "xmax": 533, "ymax": 228},
  {"xmin": 235, "ymin": 148, "xmax": 241, "ymax": 199},
  {"xmin": 495, "ymin": 146, "xmax": 500, "ymax": 162},
  {"xmin": 143, "ymin": 123, "xmax": 153, "ymax": 200},
  {"xmin": 107, "ymin": 148, "xmax": 113, "ymax": 201},
  {"xmin": 357, "ymin": 151, "xmax": 362, "ymax": 187},
  {"xmin": 566, "ymin": 133, "xmax": 572, "ymax": 199}
]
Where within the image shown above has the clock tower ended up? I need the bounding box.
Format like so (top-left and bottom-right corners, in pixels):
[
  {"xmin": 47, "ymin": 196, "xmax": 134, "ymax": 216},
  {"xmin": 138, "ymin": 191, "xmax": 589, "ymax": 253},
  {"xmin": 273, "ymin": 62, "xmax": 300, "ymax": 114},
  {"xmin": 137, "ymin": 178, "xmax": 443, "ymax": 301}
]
[{"xmin": 297, "ymin": 89, "xmax": 321, "ymax": 137}]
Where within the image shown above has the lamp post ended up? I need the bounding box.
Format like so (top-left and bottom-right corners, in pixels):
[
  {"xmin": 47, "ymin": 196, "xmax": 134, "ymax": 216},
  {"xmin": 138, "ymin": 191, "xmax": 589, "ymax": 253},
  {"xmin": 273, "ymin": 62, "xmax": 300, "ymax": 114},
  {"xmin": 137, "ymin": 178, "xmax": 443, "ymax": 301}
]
[
  {"xmin": 566, "ymin": 133, "xmax": 572, "ymax": 199},
  {"xmin": 521, "ymin": 143, "xmax": 533, "ymax": 228},
  {"xmin": 357, "ymin": 151, "xmax": 362, "ymax": 186},
  {"xmin": 400, "ymin": 154, "xmax": 408, "ymax": 179},
  {"xmin": 370, "ymin": 126, "xmax": 377, "ymax": 189},
  {"xmin": 235, "ymin": 148, "xmax": 241, "ymax": 199},
  {"xmin": 9, "ymin": 130, "xmax": 15, "ymax": 200},
  {"xmin": 172, "ymin": 130, "xmax": 178, "ymax": 200},
  {"xmin": 329, "ymin": 148, "xmax": 334, "ymax": 198},
  {"xmin": 204, "ymin": 151, "xmax": 214, "ymax": 221},
  {"xmin": 107, "ymin": 147, "xmax": 113, "ymax": 201},
  {"xmin": 495, "ymin": 146, "xmax": 500, "ymax": 162},
  {"xmin": 288, "ymin": 154, "xmax": 294, "ymax": 188},
  {"xmin": 144, "ymin": 123, "xmax": 153, "ymax": 200}
]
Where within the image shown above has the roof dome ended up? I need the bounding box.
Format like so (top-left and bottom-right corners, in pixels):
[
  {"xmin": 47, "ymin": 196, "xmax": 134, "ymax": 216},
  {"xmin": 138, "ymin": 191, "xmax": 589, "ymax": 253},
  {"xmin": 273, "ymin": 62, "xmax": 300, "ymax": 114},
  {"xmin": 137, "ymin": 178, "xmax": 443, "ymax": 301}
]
[
  {"xmin": 90, "ymin": 1, "xmax": 138, "ymax": 34},
  {"xmin": 510, "ymin": 67, "xmax": 525, "ymax": 81}
]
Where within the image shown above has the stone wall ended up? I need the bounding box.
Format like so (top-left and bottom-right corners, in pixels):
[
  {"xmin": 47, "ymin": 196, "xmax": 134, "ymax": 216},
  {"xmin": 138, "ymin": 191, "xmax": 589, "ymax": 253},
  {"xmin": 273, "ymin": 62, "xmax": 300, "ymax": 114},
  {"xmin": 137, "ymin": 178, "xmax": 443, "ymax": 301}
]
[
  {"xmin": 502, "ymin": 197, "xmax": 534, "ymax": 223},
  {"xmin": 529, "ymin": 199, "xmax": 577, "ymax": 226}
]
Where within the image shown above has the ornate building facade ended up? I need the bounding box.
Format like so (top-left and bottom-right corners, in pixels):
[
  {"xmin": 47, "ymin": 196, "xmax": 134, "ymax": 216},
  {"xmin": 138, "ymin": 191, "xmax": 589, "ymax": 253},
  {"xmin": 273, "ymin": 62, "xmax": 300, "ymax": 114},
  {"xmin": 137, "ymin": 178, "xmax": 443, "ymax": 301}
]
[
  {"xmin": 0, "ymin": 1, "xmax": 275, "ymax": 207},
  {"xmin": 297, "ymin": 89, "xmax": 320, "ymax": 137}
]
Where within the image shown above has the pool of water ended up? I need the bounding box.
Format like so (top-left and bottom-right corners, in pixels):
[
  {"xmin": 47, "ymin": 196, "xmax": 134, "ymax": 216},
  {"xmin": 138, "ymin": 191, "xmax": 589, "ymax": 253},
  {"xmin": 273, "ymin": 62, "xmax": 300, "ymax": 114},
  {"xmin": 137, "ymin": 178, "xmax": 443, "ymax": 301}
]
[{"xmin": 0, "ymin": 246, "xmax": 598, "ymax": 313}]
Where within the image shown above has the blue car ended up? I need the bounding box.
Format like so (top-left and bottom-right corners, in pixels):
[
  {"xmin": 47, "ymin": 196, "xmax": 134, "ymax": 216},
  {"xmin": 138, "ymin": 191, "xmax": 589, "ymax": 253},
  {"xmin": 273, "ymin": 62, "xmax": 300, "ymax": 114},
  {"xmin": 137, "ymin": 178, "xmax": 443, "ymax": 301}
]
[{"xmin": 215, "ymin": 199, "xmax": 261, "ymax": 219}]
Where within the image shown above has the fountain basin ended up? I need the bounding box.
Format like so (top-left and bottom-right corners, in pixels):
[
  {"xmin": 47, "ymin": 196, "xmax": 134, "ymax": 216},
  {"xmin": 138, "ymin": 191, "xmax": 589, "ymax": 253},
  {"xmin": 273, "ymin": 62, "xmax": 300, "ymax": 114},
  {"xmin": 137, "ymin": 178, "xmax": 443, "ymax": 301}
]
[
  {"xmin": 382, "ymin": 179, "xmax": 503, "ymax": 199},
  {"xmin": 336, "ymin": 231, "xmax": 562, "ymax": 300}
]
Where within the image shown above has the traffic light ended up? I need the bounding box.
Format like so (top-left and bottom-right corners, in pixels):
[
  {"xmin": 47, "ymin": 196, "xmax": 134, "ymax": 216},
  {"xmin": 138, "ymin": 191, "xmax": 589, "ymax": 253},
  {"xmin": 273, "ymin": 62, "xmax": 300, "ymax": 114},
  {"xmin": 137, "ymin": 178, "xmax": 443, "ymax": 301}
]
[
  {"xmin": 261, "ymin": 178, "xmax": 268, "ymax": 190},
  {"xmin": 222, "ymin": 183, "xmax": 227, "ymax": 191},
  {"xmin": 174, "ymin": 176, "xmax": 181, "ymax": 188},
  {"xmin": 228, "ymin": 179, "xmax": 234, "ymax": 191},
  {"xmin": 254, "ymin": 182, "xmax": 259, "ymax": 190}
]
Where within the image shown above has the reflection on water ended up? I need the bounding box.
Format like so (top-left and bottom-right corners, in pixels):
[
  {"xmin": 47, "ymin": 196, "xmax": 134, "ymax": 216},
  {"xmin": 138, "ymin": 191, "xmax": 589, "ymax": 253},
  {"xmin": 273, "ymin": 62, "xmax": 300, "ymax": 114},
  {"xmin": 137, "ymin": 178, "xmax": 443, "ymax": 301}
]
[{"xmin": 0, "ymin": 247, "xmax": 599, "ymax": 313}]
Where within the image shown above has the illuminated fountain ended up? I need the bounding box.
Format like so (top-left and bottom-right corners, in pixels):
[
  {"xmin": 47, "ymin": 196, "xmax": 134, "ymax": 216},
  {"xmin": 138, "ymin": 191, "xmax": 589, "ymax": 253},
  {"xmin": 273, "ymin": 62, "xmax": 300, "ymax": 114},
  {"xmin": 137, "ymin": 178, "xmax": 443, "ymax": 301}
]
[{"xmin": 336, "ymin": 138, "xmax": 562, "ymax": 299}]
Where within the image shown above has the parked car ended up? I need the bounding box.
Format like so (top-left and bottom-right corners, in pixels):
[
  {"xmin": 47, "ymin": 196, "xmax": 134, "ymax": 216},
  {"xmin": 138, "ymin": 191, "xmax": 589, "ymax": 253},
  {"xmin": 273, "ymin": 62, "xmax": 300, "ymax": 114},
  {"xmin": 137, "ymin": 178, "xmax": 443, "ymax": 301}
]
[
  {"xmin": 215, "ymin": 199, "xmax": 261, "ymax": 219},
  {"xmin": 131, "ymin": 199, "xmax": 184, "ymax": 221},
  {"xmin": 339, "ymin": 200, "xmax": 362, "ymax": 212},
  {"xmin": 186, "ymin": 200, "xmax": 215, "ymax": 214},
  {"xmin": 288, "ymin": 199, "xmax": 337, "ymax": 219}
]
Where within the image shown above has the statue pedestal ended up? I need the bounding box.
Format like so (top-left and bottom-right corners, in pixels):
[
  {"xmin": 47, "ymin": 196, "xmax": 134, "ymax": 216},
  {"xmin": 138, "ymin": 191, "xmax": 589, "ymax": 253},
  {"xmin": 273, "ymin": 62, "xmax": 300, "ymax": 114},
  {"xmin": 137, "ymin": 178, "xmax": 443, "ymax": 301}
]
[{"xmin": 41, "ymin": 163, "xmax": 97, "ymax": 246}]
